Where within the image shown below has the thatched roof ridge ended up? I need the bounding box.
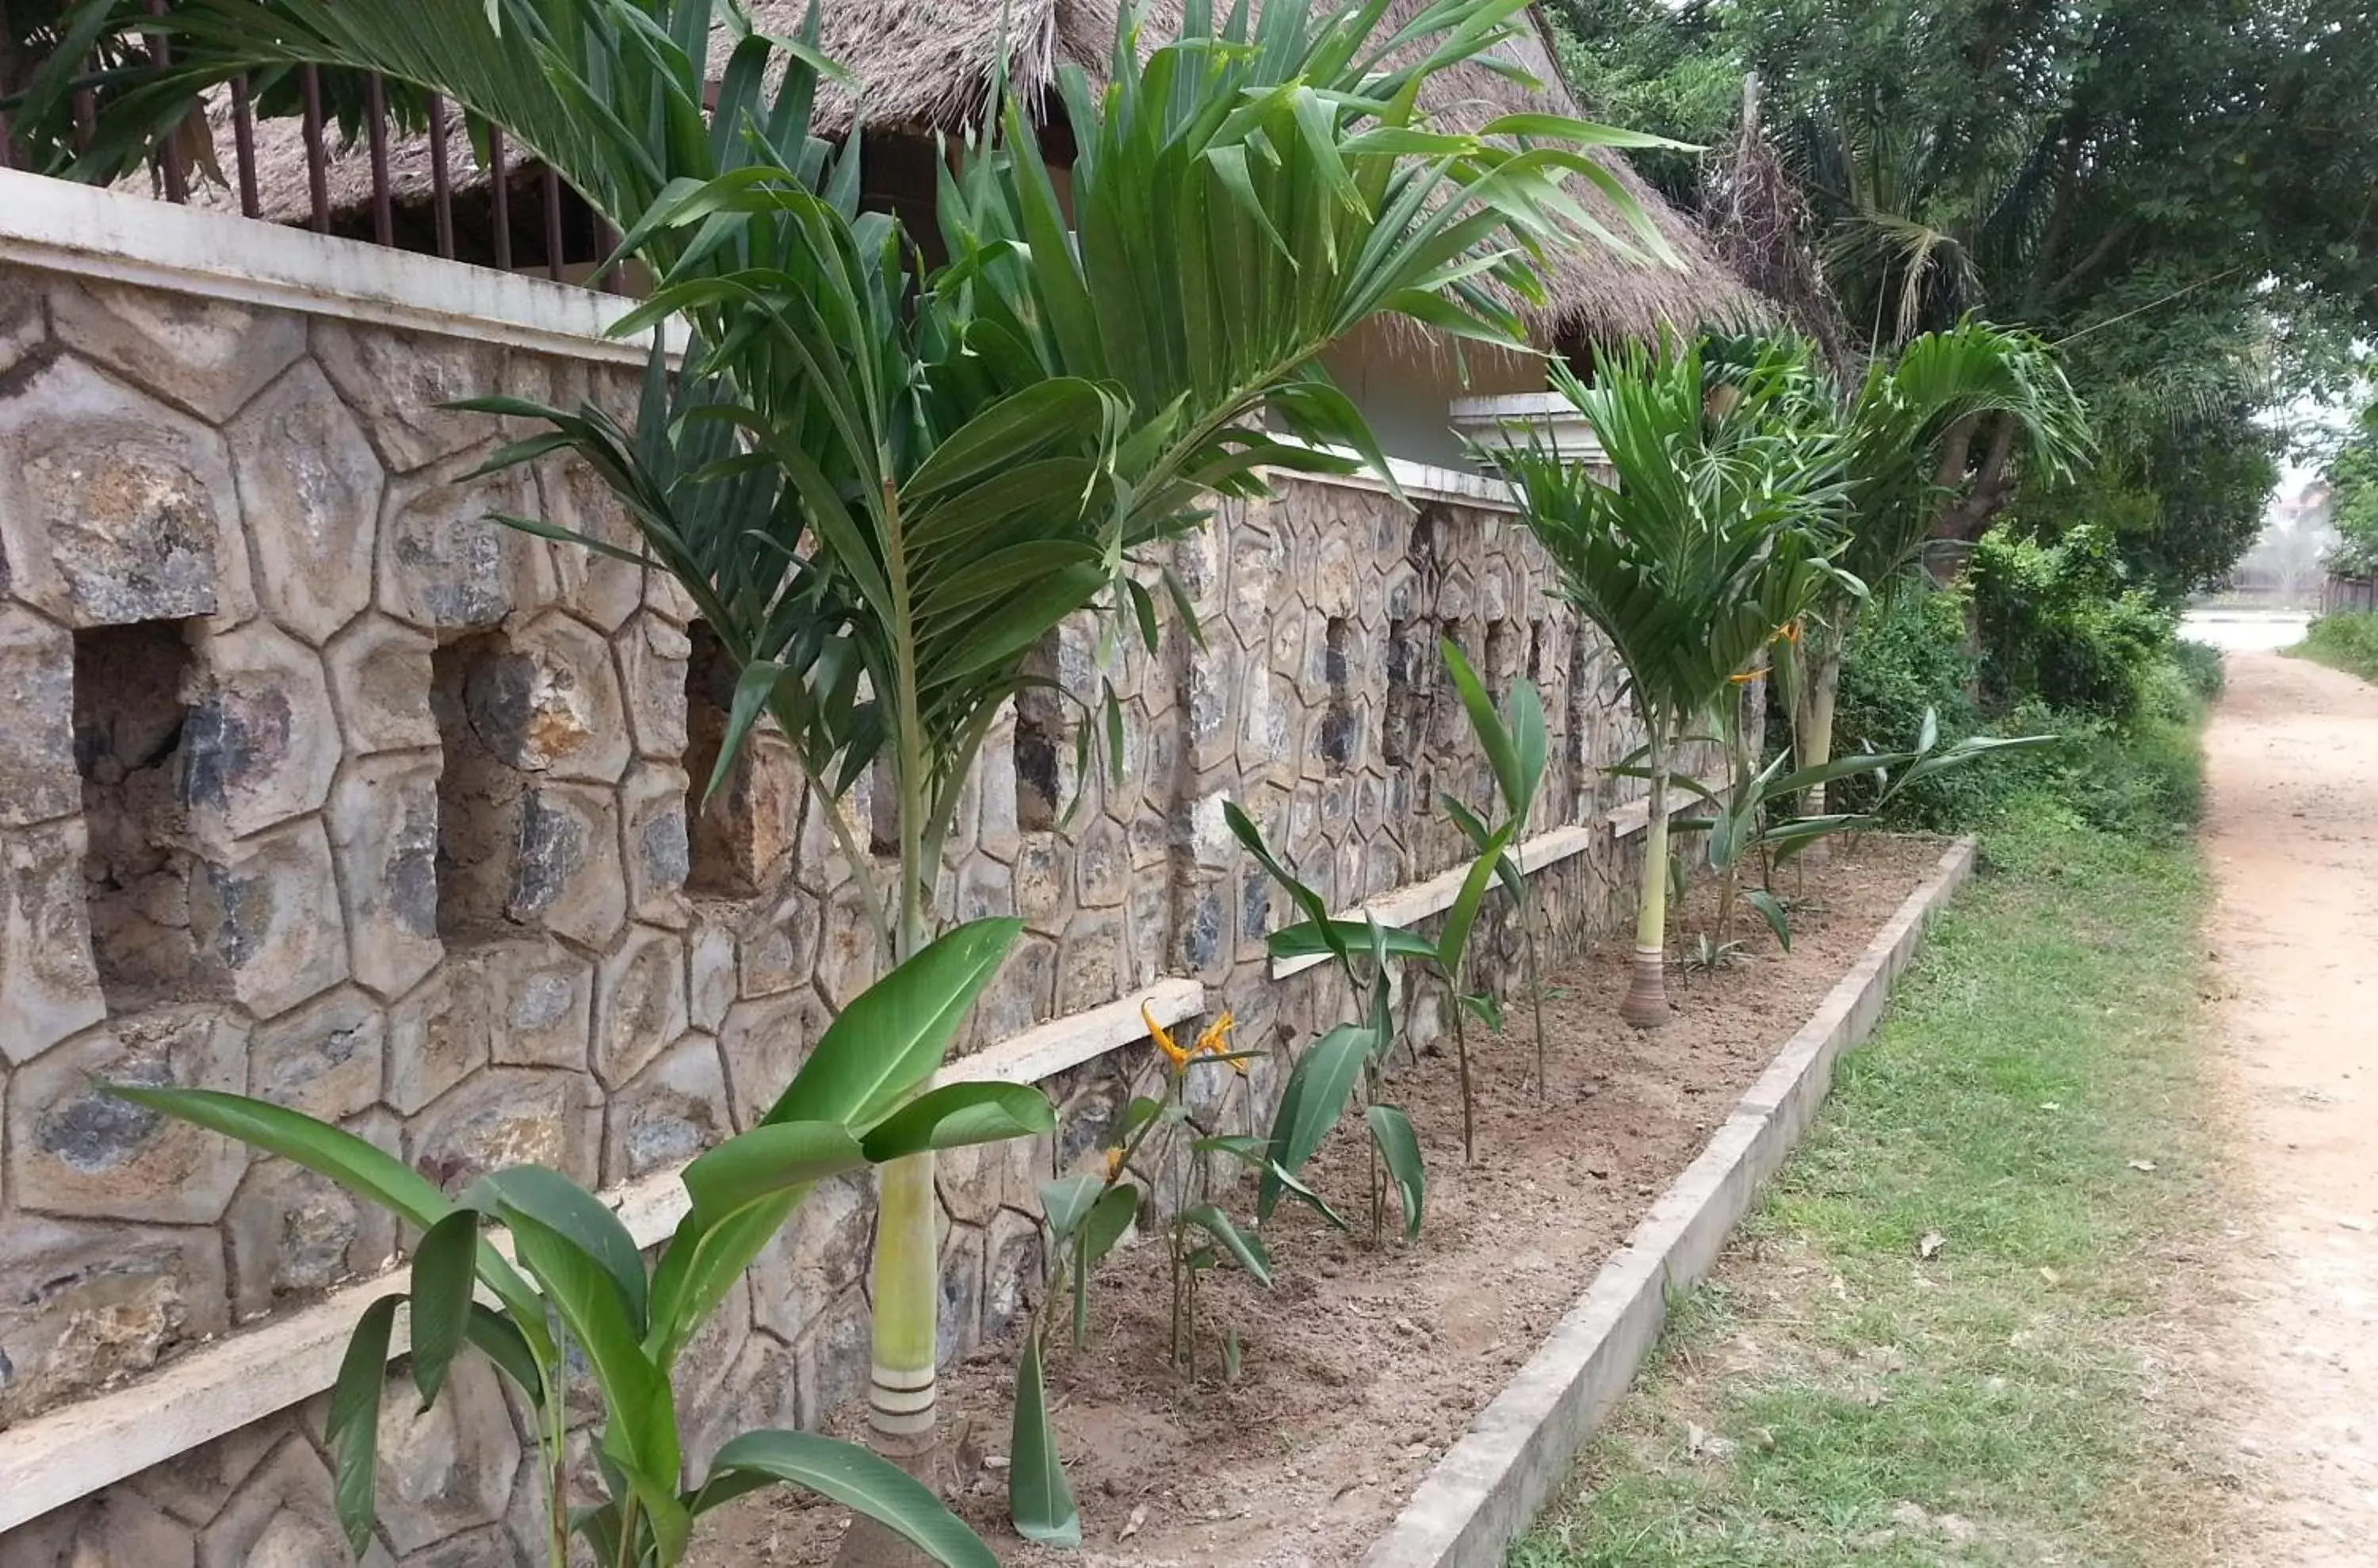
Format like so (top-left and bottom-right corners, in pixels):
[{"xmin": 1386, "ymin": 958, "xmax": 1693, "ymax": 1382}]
[{"xmin": 132, "ymin": 1, "xmax": 1756, "ymax": 348}]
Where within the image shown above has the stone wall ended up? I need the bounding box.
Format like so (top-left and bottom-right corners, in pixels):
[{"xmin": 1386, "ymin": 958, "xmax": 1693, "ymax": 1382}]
[{"xmin": 0, "ymin": 258, "xmax": 1676, "ymax": 1566}]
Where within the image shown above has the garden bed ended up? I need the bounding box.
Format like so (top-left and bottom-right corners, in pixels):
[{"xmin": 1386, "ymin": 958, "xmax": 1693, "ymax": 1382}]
[{"xmin": 703, "ymin": 836, "xmax": 1949, "ymax": 1567}]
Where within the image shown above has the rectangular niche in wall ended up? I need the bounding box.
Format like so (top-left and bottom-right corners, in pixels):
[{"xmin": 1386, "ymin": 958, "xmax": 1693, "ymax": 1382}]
[
  {"xmin": 681, "ymin": 621, "xmax": 779, "ymax": 899},
  {"xmin": 73, "ymin": 619, "xmax": 205, "ymax": 1010},
  {"xmin": 1319, "ymin": 616, "xmax": 1356, "ymax": 774},
  {"xmin": 1012, "ymin": 635, "xmax": 1063, "ymax": 833},
  {"xmin": 430, "ymin": 633, "xmax": 530, "ymax": 938}
]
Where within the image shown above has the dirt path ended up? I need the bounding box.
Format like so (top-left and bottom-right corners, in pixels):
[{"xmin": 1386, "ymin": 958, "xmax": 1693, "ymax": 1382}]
[{"xmin": 2200, "ymin": 650, "xmax": 2378, "ymax": 1563}]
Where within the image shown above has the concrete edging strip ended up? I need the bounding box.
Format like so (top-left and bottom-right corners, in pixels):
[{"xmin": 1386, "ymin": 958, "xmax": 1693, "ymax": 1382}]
[{"xmin": 1360, "ymin": 835, "xmax": 1981, "ymax": 1568}]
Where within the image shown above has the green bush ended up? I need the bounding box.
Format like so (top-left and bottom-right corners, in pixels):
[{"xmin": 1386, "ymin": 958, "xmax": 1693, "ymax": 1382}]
[
  {"xmin": 1825, "ymin": 588, "xmax": 2012, "ymax": 828},
  {"xmin": 2007, "ymin": 700, "xmax": 2204, "ymax": 842},
  {"xmin": 2170, "ymin": 637, "xmax": 2226, "ymax": 699},
  {"xmin": 2297, "ymin": 612, "xmax": 2378, "ymax": 683},
  {"xmin": 1971, "ymin": 525, "xmax": 2175, "ymax": 722}
]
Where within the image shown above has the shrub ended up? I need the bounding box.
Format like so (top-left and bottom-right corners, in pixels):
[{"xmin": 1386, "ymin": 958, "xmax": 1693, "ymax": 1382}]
[
  {"xmin": 2170, "ymin": 637, "xmax": 2226, "ymax": 700},
  {"xmin": 2297, "ymin": 612, "xmax": 2378, "ymax": 683},
  {"xmin": 1971, "ymin": 525, "xmax": 2175, "ymax": 722},
  {"xmin": 1825, "ymin": 588, "xmax": 2010, "ymax": 828}
]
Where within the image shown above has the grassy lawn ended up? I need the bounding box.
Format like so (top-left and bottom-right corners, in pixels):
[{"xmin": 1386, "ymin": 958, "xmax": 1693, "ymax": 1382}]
[
  {"xmin": 1510, "ymin": 801, "xmax": 2220, "ymax": 1568},
  {"xmin": 2292, "ymin": 611, "xmax": 2378, "ymax": 683}
]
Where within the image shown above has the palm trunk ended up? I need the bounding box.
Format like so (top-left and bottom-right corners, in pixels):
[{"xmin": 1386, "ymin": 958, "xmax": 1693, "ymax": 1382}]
[
  {"xmin": 1791, "ymin": 637, "xmax": 1842, "ymax": 865},
  {"xmin": 1619, "ymin": 727, "xmax": 1672, "ymax": 1029}
]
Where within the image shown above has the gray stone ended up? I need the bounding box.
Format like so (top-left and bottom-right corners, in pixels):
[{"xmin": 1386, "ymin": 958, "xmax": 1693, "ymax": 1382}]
[
  {"xmin": 621, "ymin": 761, "xmax": 692, "ymax": 924},
  {"xmin": 126, "ymin": 1419, "xmax": 286, "ymax": 1528},
  {"xmin": 955, "ymin": 855, "xmax": 1014, "ymax": 924},
  {"xmin": 6, "ymin": 1485, "xmax": 194, "ymax": 1568},
  {"xmin": 592, "ymin": 925, "xmax": 688, "ymax": 1088},
  {"xmin": 540, "ymin": 455, "xmax": 649, "ymax": 634},
  {"xmin": 181, "ymin": 621, "xmax": 339, "ymax": 843},
  {"xmin": 483, "ymin": 937, "xmax": 595, "ymax": 1069},
  {"xmin": 9, "ymin": 1006, "xmax": 248, "ymax": 1222},
  {"xmin": 602, "ymin": 1031, "xmax": 729, "ymax": 1185},
  {"xmin": 736, "ymin": 886, "xmax": 818, "ymax": 1000},
  {"xmin": 809, "ymin": 879, "xmax": 877, "ymax": 1012},
  {"xmin": 405, "ymin": 1065, "xmax": 600, "ymax": 1194},
  {"xmin": 0, "ymin": 354, "xmax": 251, "ymax": 628},
  {"xmin": 370, "ymin": 1354, "xmax": 520, "ymax": 1555},
  {"xmin": 981, "ymin": 1207, "xmax": 1044, "ymax": 1344},
  {"xmin": 382, "ymin": 967, "xmax": 491, "ymax": 1117},
  {"xmin": 1013, "ymin": 834, "xmax": 1069, "ymax": 931},
  {"xmin": 974, "ymin": 931, "xmax": 1054, "ymax": 1042},
  {"xmin": 0, "ymin": 606, "xmax": 78, "ymax": 828},
  {"xmin": 227, "ymin": 359, "xmax": 385, "ymax": 645},
  {"xmin": 247, "ymin": 986, "xmax": 384, "ymax": 1122},
  {"xmin": 686, "ymin": 1333, "xmax": 802, "ymax": 1481},
  {"xmin": 189, "ymin": 818, "xmax": 348, "ymax": 1019},
  {"xmin": 0, "ymin": 271, "xmax": 43, "ymax": 377},
  {"xmin": 0, "ymin": 1214, "xmax": 227, "ymax": 1425},
  {"xmin": 189, "ymin": 1432, "xmax": 380, "ymax": 1567},
  {"xmin": 672, "ymin": 1275, "xmax": 756, "ymax": 1467},
  {"xmin": 327, "ymin": 753, "xmax": 444, "ymax": 998},
  {"xmin": 687, "ymin": 923, "xmax": 736, "ymax": 1034},
  {"xmin": 750, "ymin": 1171, "xmax": 873, "ymax": 1344},
  {"xmin": 323, "ymin": 615, "xmax": 438, "ymax": 755},
  {"xmin": 310, "ymin": 320, "xmax": 505, "ymax": 474},
  {"xmin": 937, "ymin": 1220, "xmax": 986, "ymax": 1363},
  {"xmin": 471, "ymin": 611, "xmax": 631, "ymax": 783},
  {"xmin": 717, "ymin": 988, "xmax": 826, "ymax": 1130},
  {"xmin": 617, "ymin": 612, "xmax": 690, "ymax": 760},
  {"xmin": 790, "ymin": 1284, "xmax": 873, "ymax": 1428},
  {"xmin": 1055, "ymin": 908, "xmax": 1125, "ymax": 1015},
  {"xmin": 0, "ymin": 819, "xmax": 106, "ymax": 1063},
  {"xmin": 224, "ymin": 1156, "xmax": 395, "ymax": 1319},
  {"xmin": 377, "ymin": 457, "xmax": 549, "ymax": 633},
  {"xmin": 49, "ymin": 280, "xmax": 305, "ymax": 424}
]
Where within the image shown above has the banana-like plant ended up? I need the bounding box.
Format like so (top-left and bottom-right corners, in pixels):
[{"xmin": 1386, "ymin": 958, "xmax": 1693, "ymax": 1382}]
[
  {"xmin": 102, "ymin": 923, "xmax": 1045, "ymax": 1568},
  {"xmin": 1490, "ymin": 342, "xmax": 1852, "ymax": 1027},
  {"xmin": 52, "ymin": 0, "xmax": 1680, "ymax": 1547}
]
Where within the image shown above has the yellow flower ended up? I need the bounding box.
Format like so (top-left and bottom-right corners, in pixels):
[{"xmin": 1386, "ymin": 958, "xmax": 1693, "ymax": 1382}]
[
  {"xmin": 1728, "ymin": 666, "xmax": 1768, "ymax": 686},
  {"xmin": 1778, "ymin": 619, "xmax": 1803, "ymax": 645},
  {"xmin": 1145, "ymin": 1004, "xmax": 1191, "ymax": 1069},
  {"xmin": 1196, "ymin": 1012, "xmax": 1244, "ymax": 1075},
  {"xmin": 1103, "ymin": 1146, "xmax": 1126, "ymax": 1181}
]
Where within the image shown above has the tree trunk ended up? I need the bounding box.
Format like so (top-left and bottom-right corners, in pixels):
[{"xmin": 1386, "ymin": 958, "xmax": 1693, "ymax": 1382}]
[
  {"xmin": 1791, "ymin": 634, "xmax": 1843, "ymax": 865},
  {"xmin": 833, "ymin": 1150, "xmax": 942, "ymax": 1566},
  {"xmin": 1619, "ymin": 751, "xmax": 1672, "ymax": 1029}
]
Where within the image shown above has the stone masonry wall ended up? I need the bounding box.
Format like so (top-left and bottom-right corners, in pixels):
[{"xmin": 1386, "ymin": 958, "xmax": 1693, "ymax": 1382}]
[{"xmin": 0, "ymin": 259, "xmax": 1679, "ymax": 1566}]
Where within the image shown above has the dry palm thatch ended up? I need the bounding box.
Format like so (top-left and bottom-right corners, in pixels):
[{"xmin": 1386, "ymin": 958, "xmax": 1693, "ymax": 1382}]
[
  {"xmin": 1699, "ymin": 72, "xmax": 1856, "ymax": 384},
  {"xmin": 128, "ymin": 0, "xmax": 1756, "ymax": 350}
]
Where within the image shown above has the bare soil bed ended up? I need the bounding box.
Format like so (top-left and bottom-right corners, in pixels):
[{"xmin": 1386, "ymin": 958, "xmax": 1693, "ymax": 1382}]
[{"xmin": 703, "ymin": 836, "xmax": 1946, "ymax": 1567}]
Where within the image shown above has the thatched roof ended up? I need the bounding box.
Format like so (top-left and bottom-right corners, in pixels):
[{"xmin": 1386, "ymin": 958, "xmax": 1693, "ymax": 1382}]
[{"xmin": 135, "ymin": 1, "xmax": 1754, "ymax": 349}]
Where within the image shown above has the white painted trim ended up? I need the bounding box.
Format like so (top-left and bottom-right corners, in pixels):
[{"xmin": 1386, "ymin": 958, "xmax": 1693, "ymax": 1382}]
[
  {"xmin": 0, "ymin": 170, "xmax": 687, "ymax": 365},
  {"xmin": 1264, "ymin": 789, "xmax": 1697, "ymax": 981},
  {"xmin": 0, "ymin": 975, "xmax": 1205, "ymax": 1534},
  {"xmin": 1258, "ymin": 438, "xmax": 1520, "ymax": 513}
]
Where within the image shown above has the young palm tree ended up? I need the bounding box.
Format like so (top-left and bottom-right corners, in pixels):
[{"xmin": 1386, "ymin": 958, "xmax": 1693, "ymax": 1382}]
[
  {"xmin": 54, "ymin": 0, "xmax": 1676, "ymax": 1547},
  {"xmin": 1778, "ymin": 321, "xmax": 2089, "ymax": 817},
  {"xmin": 1493, "ymin": 341, "xmax": 1848, "ymax": 1027}
]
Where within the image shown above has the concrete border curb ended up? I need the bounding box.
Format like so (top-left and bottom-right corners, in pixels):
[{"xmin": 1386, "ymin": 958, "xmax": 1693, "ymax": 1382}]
[{"xmin": 1361, "ymin": 835, "xmax": 1982, "ymax": 1568}]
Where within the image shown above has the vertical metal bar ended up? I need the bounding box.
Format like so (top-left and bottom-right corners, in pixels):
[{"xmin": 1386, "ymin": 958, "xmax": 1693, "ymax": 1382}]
[
  {"xmin": 300, "ymin": 64, "xmax": 330, "ymax": 233},
  {"xmin": 365, "ymin": 75, "xmax": 394, "ymax": 246},
  {"xmin": 591, "ymin": 216, "xmax": 625, "ymax": 293},
  {"xmin": 427, "ymin": 94, "xmax": 456, "ymax": 259},
  {"xmin": 542, "ymin": 164, "xmax": 564, "ymax": 281},
  {"xmin": 230, "ymin": 75, "xmax": 261, "ymax": 217},
  {"xmin": 146, "ymin": 0, "xmax": 187, "ymax": 203},
  {"xmin": 74, "ymin": 54, "xmax": 96, "ymax": 152},
  {"xmin": 487, "ymin": 124, "xmax": 513, "ymax": 271}
]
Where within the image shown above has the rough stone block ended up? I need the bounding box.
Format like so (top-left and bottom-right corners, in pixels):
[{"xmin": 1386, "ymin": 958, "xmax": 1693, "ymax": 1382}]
[
  {"xmin": 0, "ymin": 270, "xmax": 43, "ymax": 377},
  {"xmin": 371, "ymin": 1355, "xmax": 520, "ymax": 1555},
  {"xmin": 592, "ymin": 924, "xmax": 688, "ymax": 1088},
  {"xmin": 540, "ymin": 455, "xmax": 648, "ymax": 634},
  {"xmin": 1011, "ymin": 834, "xmax": 1068, "ymax": 932},
  {"xmin": 0, "ymin": 354, "xmax": 251, "ymax": 628},
  {"xmin": 736, "ymin": 885, "xmax": 818, "ymax": 1000},
  {"xmin": 0, "ymin": 1213, "xmax": 228, "ymax": 1425},
  {"xmin": 981, "ymin": 1207, "xmax": 1043, "ymax": 1344},
  {"xmin": 755, "ymin": 1176, "xmax": 873, "ymax": 1346},
  {"xmin": 686, "ymin": 1334, "xmax": 801, "ymax": 1479},
  {"xmin": 322, "ymin": 615, "xmax": 438, "ymax": 756},
  {"xmin": 617, "ymin": 612, "xmax": 690, "ymax": 760},
  {"xmin": 1072, "ymin": 816, "xmax": 1129, "ymax": 910},
  {"xmin": 602, "ymin": 1031, "xmax": 729, "ymax": 1185},
  {"xmin": 189, "ymin": 818, "xmax": 348, "ymax": 1019},
  {"xmin": 382, "ymin": 967, "xmax": 491, "ymax": 1116},
  {"xmin": 0, "ymin": 818, "xmax": 107, "ymax": 1063},
  {"xmin": 487, "ymin": 611, "xmax": 632, "ymax": 784},
  {"xmin": 405, "ymin": 1065, "xmax": 600, "ymax": 1194},
  {"xmin": 504, "ymin": 783, "xmax": 627, "ymax": 950},
  {"xmin": 717, "ymin": 987, "xmax": 826, "ymax": 1130},
  {"xmin": 809, "ymin": 880, "xmax": 877, "ymax": 1012},
  {"xmin": 224, "ymin": 1155, "xmax": 396, "ymax": 1320},
  {"xmin": 973, "ymin": 930, "xmax": 1053, "ymax": 1042},
  {"xmin": 0, "ymin": 605, "xmax": 78, "ymax": 828},
  {"xmin": 0, "ymin": 1485, "xmax": 194, "ymax": 1568},
  {"xmin": 327, "ymin": 753, "xmax": 443, "ymax": 999},
  {"xmin": 227, "ymin": 359, "xmax": 385, "ymax": 645},
  {"xmin": 126, "ymin": 1418, "xmax": 286, "ymax": 1528},
  {"xmin": 182, "ymin": 620, "xmax": 339, "ymax": 843},
  {"xmin": 310, "ymin": 320, "xmax": 506, "ymax": 474},
  {"xmin": 9, "ymin": 1005, "xmax": 248, "ymax": 1222},
  {"xmin": 49, "ymin": 279, "xmax": 305, "ymax": 424},
  {"xmin": 621, "ymin": 761, "xmax": 692, "ymax": 924},
  {"xmin": 937, "ymin": 1220, "xmax": 985, "ymax": 1363},
  {"xmin": 687, "ymin": 922, "xmax": 736, "ymax": 1034},
  {"xmin": 481, "ymin": 936, "xmax": 595, "ymax": 1069},
  {"xmin": 247, "ymin": 985, "xmax": 384, "ymax": 1123},
  {"xmin": 1055, "ymin": 908, "xmax": 1124, "ymax": 1015},
  {"xmin": 377, "ymin": 457, "xmax": 548, "ymax": 633}
]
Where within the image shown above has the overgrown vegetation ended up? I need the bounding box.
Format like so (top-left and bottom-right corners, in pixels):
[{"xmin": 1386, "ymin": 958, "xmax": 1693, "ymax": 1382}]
[
  {"xmin": 2296, "ymin": 613, "xmax": 2378, "ymax": 686},
  {"xmin": 1514, "ymin": 757, "xmax": 2218, "ymax": 1567}
]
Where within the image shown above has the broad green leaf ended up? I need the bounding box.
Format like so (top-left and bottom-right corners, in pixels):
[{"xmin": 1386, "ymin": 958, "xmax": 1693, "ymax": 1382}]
[
  {"xmin": 765, "ymin": 920, "xmax": 1023, "ymax": 1128},
  {"xmin": 681, "ymin": 1122, "xmax": 869, "ymax": 1220},
  {"xmin": 1439, "ymin": 818, "xmax": 1516, "ymax": 974},
  {"xmin": 502, "ymin": 1203, "xmax": 679, "ymax": 1496},
  {"xmin": 690, "ymin": 1431, "xmax": 998, "ymax": 1567},
  {"xmin": 329, "ymin": 1295, "xmax": 400, "ymax": 1558},
  {"xmin": 465, "ymin": 1165, "xmax": 649, "ymax": 1334},
  {"xmin": 1266, "ymin": 920, "xmax": 1438, "ymax": 965},
  {"xmin": 1366, "ymin": 1104, "xmax": 1427, "ymax": 1241},
  {"xmin": 1179, "ymin": 1205, "xmax": 1275, "ymax": 1286},
  {"xmin": 102, "ymin": 1086, "xmax": 453, "ymax": 1229},
  {"xmin": 1038, "ymin": 1174, "xmax": 1105, "ymax": 1241},
  {"xmin": 858, "ymin": 1082, "xmax": 1054, "ymax": 1161},
  {"xmin": 408, "ymin": 1210, "xmax": 480, "ymax": 1409},
  {"xmin": 1008, "ymin": 1334, "xmax": 1080, "ymax": 1547},
  {"xmin": 1744, "ymin": 889, "xmax": 1794, "ymax": 950},
  {"xmin": 1082, "ymin": 1182, "xmax": 1140, "ymax": 1272},
  {"xmin": 1441, "ymin": 638, "xmax": 1520, "ymax": 809},
  {"xmin": 1259, "ymin": 1023, "xmax": 1374, "ymax": 1219},
  {"xmin": 464, "ymin": 1303, "xmax": 545, "ymax": 1407}
]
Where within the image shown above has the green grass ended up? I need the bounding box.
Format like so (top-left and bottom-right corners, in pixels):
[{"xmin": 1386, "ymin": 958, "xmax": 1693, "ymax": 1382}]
[
  {"xmin": 1510, "ymin": 795, "xmax": 2218, "ymax": 1568},
  {"xmin": 2293, "ymin": 610, "xmax": 2378, "ymax": 683}
]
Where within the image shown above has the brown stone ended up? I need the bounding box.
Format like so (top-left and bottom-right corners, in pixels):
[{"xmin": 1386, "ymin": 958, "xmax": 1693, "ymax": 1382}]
[
  {"xmin": 602, "ymin": 1031, "xmax": 729, "ymax": 1185},
  {"xmin": 591, "ymin": 924, "xmax": 687, "ymax": 1088},
  {"xmin": 382, "ymin": 967, "xmax": 491, "ymax": 1117},
  {"xmin": 481, "ymin": 935, "xmax": 595, "ymax": 1070},
  {"xmin": 226, "ymin": 359, "xmax": 385, "ymax": 646},
  {"xmin": 404, "ymin": 1065, "xmax": 600, "ymax": 1194},
  {"xmin": 0, "ymin": 818, "xmax": 106, "ymax": 1064},
  {"xmin": 182, "ymin": 621, "xmax": 340, "ymax": 844},
  {"xmin": 188, "ymin": 819, "xmax": 348, "ymax": 1020},
  {"xmin": 326, "ymin": 753, "xmax": 443, "ymax": 999},
  {"xmin": 322, "ymin": 616, "xmax": 438, "ymax": 755},
  {"xmin": 0, "ymin": 605, "xmax": 78, "ymax": 829},
  {"xmin": 717, "ymin": 987, "xmax": 826, "ymax": 1130},
  {"xmin": 49, "ymin": 279, "xmax": 304, "ymax": 424},
  {"xmin": 247, "ymin": 985, "xmax": 384, "ymax": 1122},
  {"xmin": 0, "ymin": 1213, "xmax": 228, "ymax": 1425}
]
